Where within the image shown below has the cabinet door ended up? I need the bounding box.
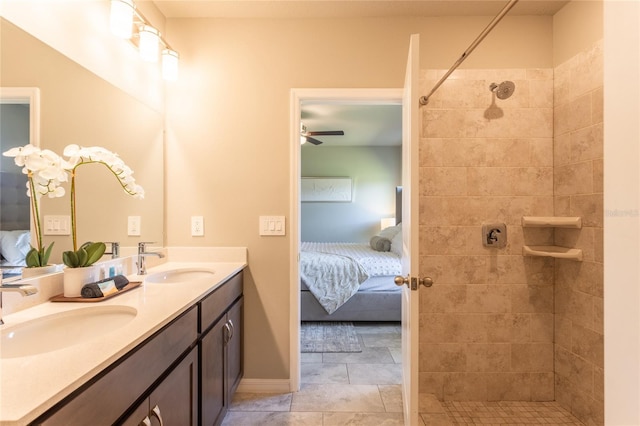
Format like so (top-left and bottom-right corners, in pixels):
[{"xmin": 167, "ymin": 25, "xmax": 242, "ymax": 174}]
[
  {"xmin": 226, "ymin": 297, "xmax": 243, "ymax": 398},
  {"xmin": 201, "ymin": 318, "xmax": 226, "ymax": 426},
  {"xmin": 149, "ymin": 347, "xmax": 198, "ymax": 426},
  {"xmin": 121, "ymin": 348, "xmax": 198, "ymax": 426}
]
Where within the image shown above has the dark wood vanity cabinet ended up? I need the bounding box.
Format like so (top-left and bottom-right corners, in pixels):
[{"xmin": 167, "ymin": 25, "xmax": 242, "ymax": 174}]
[
  {"xmin": 33, "ymin": 270, "xmax": 244, "ymax": 426},
  {"xmin": 121, "ymin": 347, "xmax": 198, "ymax": 426},
  {"xmin": 200, "ymin": 272, "xmax": 243, "ymax": 426}
]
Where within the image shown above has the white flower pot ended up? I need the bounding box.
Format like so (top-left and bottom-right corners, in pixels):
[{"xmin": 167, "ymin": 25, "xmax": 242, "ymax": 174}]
[
  {"xmin": 21, "ymin": 264, "xmax": 58, "ymax": 278},
  {"xmin": 63, "ymin": 266, "xmax": 98, "ymax": 298}
]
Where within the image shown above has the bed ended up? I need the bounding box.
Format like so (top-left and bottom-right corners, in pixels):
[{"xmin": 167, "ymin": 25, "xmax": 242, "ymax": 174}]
[
  {"xmin": 0, "ymin": 171, "xmax": 31, "ymax": 276},
  {"xmin": 300, "ymin": 232, "xmax": 403, "ymax": 322}
]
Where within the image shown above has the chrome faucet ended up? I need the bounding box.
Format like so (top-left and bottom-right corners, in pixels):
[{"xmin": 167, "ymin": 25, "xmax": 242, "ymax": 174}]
[
  {"xmin": 137, "ymin": 242, "xmax": 165, "ymax": 275},
  {"xmin": 0, "ymin": 274, "xmax": 38, "ymax": 325},
  {"xmin": 104, "ymin": 242, "xmax": 120, "ymax": 259}
]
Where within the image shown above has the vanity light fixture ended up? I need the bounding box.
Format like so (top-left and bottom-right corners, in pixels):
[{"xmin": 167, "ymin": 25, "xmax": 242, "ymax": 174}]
[
  {"xmin": 162, "ymin": 49, "xmax": 179, "ymax": 81},
  {"xmin": 110, "ymin": 0, "xmax": 135, "ymax": 38},
  {"xmin": 139, "ymin": 25, "xmax": 160, "ymax": 62},
  {"xmin": 108, "ymin": 0, "xmax": 180, "ymax": 80}
]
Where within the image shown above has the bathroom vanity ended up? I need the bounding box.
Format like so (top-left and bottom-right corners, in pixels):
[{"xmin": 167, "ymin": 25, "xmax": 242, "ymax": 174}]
[
  {"xmin": 0, "ymin": 252, "xmax": 246, "ymax": 426},
  {"xmin": 35, "ymin": 271, "xmax": 243, "ymax": 425}
]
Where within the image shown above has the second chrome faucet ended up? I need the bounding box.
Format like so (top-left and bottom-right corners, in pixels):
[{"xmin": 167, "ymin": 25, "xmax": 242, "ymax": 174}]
[{"xmin": 137, "ymin": 242, "xmax": 165, "ymax": 275}]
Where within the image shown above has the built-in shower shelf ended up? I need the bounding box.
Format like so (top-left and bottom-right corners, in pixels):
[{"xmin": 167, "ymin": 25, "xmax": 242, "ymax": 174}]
[
  {"xmin": 521, "ymin": 216, "xmax": 582, "ymax": 229},
  {"xmin": 522, "ymin": 245, "xmax": 583, "ymax": 261}
]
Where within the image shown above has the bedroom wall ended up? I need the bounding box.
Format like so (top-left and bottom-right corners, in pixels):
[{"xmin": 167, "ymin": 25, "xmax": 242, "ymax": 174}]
[
  {"xmin": 300, "ymin": 146, "xmax": 401, "ymax": 243},
  {"xmin": 165, "ymin": 14, "xmax": 554, "ymax": 381},
  {"xmin": 0, "ymin": 104, "xmax": 30, "ymax": 231}
]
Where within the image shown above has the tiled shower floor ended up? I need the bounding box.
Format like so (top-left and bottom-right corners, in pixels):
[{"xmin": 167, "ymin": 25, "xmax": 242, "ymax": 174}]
[
  {"xmin": 223, "ymin": 322, "xmax": 585, "ymax": 425},
  {"xmin": 443, "ymin": 401, "xmax": 584, "ymax": 425}
]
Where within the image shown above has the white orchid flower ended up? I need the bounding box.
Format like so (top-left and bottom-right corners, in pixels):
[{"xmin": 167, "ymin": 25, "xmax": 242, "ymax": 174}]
[
  {"xmin": 3, "ymin": 144, "xmax": 69, "ymax": 265},
  {"xmin": 62, "ymin": 144, "xmax": 145, "ymax": 250}
]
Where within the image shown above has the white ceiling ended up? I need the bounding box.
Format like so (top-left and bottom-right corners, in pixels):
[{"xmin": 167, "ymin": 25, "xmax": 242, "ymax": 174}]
[
  {"xmin": 153, "ymin": 0, "xmax": 569, "ymax": 19},
  {"xmin": 302, "ymin": 103, "xmax": 402, "ymax": 147},
  {"xmin": 152, "ymin": 0, "xmax": 569, "ymax": 147}
]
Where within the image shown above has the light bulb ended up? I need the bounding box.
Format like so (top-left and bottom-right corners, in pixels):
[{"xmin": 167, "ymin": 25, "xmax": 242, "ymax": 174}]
[
  {"xmin": 162, "ymin": 49, "xmax": 179, "ymax": 81},
  {"xmin": 139, "ymin": 25, "xmax": 160, "ymax": 62},
  {"xmin": 110, "ymin": 0, "xmax": 134, "ymax": 39}
]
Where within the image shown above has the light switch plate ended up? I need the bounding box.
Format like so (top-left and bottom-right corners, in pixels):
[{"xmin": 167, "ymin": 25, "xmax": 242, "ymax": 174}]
[
  {"xmin": 191, "ymin": 216, "xmax": 204, "ymax": 236},
  {"xmin": 259, "ymin": 216, "xmax": 285, "ymax": 236},
  {"xmin": 128, "ymin": 216, "xmax": 141, "ymax": 236},
  {"xmin": 43, "ymin": 215, "xmax": 71, "ymax": 235}
]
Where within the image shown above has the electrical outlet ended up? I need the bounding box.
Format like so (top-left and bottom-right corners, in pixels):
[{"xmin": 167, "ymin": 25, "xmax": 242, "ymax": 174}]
[
  {"xmin": 128, "ymin": 216, "xmax": 141, "ymax": 236},
  {"xmin": 191, "ymin": 216, "xmax": 204, "ymax": 236}
]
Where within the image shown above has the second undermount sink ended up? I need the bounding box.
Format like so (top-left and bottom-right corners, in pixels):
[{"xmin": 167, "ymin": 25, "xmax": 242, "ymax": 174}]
[
  {"xmin": 144, "ymin": 268, "xmax": 215, "ymax": 284},
  {"xmin": 1, "ymin": 305, "xmax": 137, "ymax": 359}
]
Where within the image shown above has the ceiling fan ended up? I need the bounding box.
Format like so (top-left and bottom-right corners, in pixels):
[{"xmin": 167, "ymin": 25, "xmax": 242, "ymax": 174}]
[{"xmin": 300, "ymin": 123, "xmax": 344, "ymax": 145}]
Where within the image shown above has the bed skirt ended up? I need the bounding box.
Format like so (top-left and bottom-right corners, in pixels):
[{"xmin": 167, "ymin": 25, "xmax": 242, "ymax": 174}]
[{"xmin": 300, "ymin": 290, "xmax": 401, "ymax": 322}]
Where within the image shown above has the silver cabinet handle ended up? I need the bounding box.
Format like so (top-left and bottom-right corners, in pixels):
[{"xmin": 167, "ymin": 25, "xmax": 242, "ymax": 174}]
[
  {"xmin": 139, "ymin": 416, "xmax": 151, "ymax": 426},
  {"xmin": 223, "ymin": 322, "xmax": 231, "ymax": 343},
  {"xmin": 150, "ymin": 405, "xmax": 164, "ymax": 426},
  {"xmin": 228, "ymin": 319, "xmax": 234, "ymax": 341}
]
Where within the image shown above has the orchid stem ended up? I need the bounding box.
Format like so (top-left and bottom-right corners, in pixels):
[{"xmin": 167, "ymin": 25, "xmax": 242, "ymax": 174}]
[
  {"xmin": 70, "ymin": 169, "xmax": 77, "ymax": 251},
  {"xmin": 27, "ymin": 173, "xmax": 43, "ymax": 252}
]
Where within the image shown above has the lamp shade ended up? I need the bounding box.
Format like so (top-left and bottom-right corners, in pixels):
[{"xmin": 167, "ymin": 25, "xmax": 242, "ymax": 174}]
[
  {"xmin": 162, "ymin": 49, "xmax": 179, "ymax": 81},
  {"xmin": 110, "ymin": 0, "xmax": 134, "ymax": 39},
  {"xmin": 381, "ymin": 218, "xmax": 396, "ymax": 230},
  {"xmin": 139, "ymin": 25, "xmax": 160, "ymax": 62}
]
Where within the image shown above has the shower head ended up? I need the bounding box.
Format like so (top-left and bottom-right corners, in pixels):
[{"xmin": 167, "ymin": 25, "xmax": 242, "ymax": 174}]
[{"xmin": 489, "ymin": 81, "xmax": 516, "ymax": 100}]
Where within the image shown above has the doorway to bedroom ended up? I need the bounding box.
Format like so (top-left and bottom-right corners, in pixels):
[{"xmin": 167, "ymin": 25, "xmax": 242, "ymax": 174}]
[{"xmin": 294, "ymin": 93, "xmax": 405, "ymax": 413}]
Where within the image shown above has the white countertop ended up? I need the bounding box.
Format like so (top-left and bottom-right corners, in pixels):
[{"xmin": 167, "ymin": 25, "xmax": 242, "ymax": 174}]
[{"xmin": 0, "ymin": 249, "xmax": 247, "ymax": 425}]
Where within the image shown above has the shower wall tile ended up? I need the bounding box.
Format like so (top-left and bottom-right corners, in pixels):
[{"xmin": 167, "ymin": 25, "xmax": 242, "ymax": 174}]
[
  {"xmin": 419, "ymin": 66, "xmax": 556, "ymax": 402},
  {"xmin": 552, "ymin": 40, "xmax": 603, "ymax": 426}
]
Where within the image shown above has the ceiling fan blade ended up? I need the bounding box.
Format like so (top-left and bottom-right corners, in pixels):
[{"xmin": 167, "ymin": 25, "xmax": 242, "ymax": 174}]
[
  {"xmin": 305, "ymin": 136, "xmax": 323, "ymax": 145},
  {"xmin": 306, "ymin": 130, "xmax": 344, "ymax": 136}
]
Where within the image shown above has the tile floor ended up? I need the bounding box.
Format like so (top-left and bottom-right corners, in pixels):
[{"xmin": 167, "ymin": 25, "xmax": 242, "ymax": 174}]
[{"xmin": 222, "ymin": 322, "xmax": 585, "ymax": 426}]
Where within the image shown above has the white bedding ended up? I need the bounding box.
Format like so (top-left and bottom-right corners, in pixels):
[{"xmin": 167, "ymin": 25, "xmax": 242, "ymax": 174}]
[
  {"xmin": 300, "ymin": 242, "xmax": 402, "ymax": 314},
  {"xmin": 301, "ymin": 242, "xmax": 402, "ymax": 277}
]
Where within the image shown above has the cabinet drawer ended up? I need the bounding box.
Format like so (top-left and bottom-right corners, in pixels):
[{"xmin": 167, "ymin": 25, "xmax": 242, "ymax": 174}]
[
  {"xmin": 37, "ymin": 307, "xmax": 198, "ymax": 426},
  {"xmin": 200, "ymin": 271, "xmax": 243, "ymax": 332}
]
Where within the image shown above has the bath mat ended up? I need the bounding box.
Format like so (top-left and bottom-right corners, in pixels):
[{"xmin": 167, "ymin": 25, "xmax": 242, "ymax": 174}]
[{"xmin": 301, "ymin": 321, "xmax": 362, "ymax": 353}]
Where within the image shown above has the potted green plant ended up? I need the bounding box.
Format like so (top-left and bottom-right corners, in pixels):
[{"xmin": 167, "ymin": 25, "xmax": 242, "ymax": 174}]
[{"xmin": 61, "ymin": 144, "xmax": 144, "ymax": 297}]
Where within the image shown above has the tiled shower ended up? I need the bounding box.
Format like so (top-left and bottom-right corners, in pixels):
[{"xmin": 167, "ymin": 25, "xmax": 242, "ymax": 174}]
[{"xmin": 417, "ymin": 40, "xmax": 603, "ymax": 426}]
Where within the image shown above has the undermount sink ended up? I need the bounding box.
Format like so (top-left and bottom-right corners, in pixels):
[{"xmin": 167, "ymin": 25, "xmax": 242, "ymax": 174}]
[
  {"xmin": 144, "ymin": 268, "xmax": 215, "ymax": 284},
  {"xmin": 1, "ymin": 305, "xmax": 137, "ymax": 359}
]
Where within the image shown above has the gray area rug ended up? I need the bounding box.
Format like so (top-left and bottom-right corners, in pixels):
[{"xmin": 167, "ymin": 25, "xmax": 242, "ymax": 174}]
[{"xmin": 301, "ymin": 321, "xmax": 362, "ymax": 353}]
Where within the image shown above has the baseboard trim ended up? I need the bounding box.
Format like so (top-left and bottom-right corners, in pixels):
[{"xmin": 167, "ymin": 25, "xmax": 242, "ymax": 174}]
[{"xmin": 237, "ymin": 378, "xmax": 292, "ymax": 393}]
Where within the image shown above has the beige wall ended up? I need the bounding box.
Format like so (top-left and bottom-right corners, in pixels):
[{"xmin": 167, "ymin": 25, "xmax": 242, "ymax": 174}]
[
  {"xmin": 553, "ymin": 0, "xmax": 603, "ymax": 66},
  {"xmin": 603, "ymin": 1, "xmax": 640, "ymax": 423},
  {"xmin": 164, "ymin": 15, "xmax": 554, "ymax": 379}
]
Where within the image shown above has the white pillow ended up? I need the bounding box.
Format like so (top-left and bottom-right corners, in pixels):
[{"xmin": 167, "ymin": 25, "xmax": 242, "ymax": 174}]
[
  {"xmin": 390, "ymin": 225, "xmax": 403, "ymax": 257},
  {"xmin": 0, "ymin": 230, "xmax": 31, "ymax": 265},
  {"xmin": 378, "ymin": 224, "xmax": 401, "ymax": 240}
]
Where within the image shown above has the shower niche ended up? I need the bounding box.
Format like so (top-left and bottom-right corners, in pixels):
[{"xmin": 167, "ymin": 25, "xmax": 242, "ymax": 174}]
[{"xmin": 521, "ymin": 216, "xmax": 583, "ymax": 261}]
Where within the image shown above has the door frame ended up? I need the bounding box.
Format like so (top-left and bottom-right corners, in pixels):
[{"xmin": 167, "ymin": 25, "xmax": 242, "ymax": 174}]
[{"xmin": 289, "ymin": 88, "xmax": 404, "ymax": 392}]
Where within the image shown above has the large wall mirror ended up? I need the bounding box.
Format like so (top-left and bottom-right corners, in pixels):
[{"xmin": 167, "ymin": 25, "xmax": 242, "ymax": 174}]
[{"xmin": 0, "ymin": 18, "xmax": 164, "ymax": 272}]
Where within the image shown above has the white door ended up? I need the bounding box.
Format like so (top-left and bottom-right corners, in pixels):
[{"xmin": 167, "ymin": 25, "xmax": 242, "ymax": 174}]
[{"xmin": 399, "ymin": 33, "xmax": 420, "ymax": 425}]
